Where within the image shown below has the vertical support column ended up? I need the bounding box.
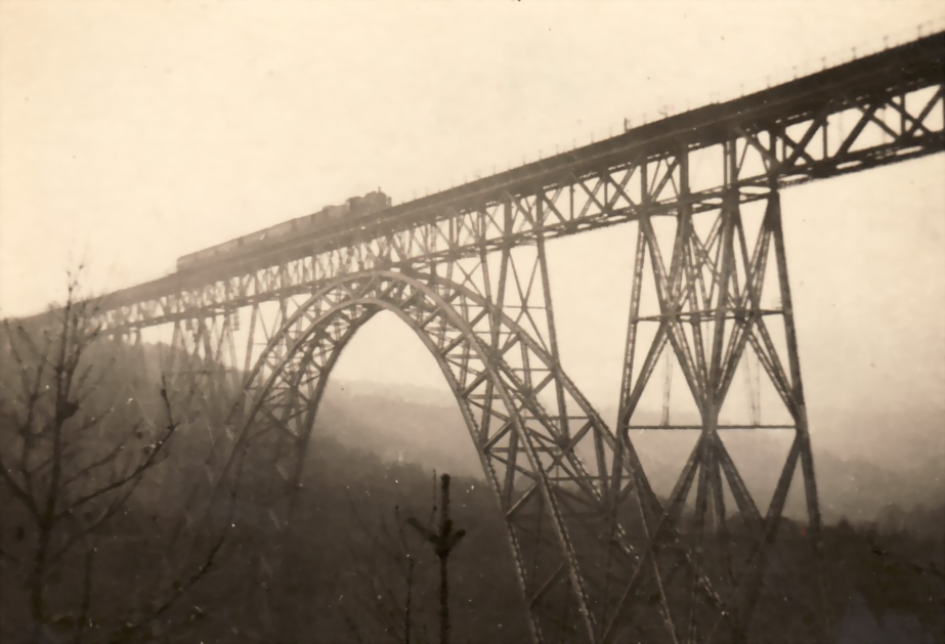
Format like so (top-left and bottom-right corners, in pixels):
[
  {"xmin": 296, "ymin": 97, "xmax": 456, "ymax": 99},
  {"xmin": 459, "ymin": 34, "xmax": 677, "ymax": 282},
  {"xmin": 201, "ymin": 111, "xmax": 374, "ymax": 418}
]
[
  {"xmin": 610, "ymin": 136, "xmax": 827, "ymax": 642},
  {"xmin": 614, "ymin": 158, "xmax": 662, "ymax": 518},
  {"xmin": 474, "ymin": 198, "xmax": 513, "ymax": 492},
  {"xmin": 497, "ymin": 195, "xmax": 518, "ymax": 512},
  {"xmin": 768, "ymin": 190, "xmax": 830, "ymax": 640},
  {"xmin": 535, "ymin": 192, "xmax": 570, "ymax": 442}
]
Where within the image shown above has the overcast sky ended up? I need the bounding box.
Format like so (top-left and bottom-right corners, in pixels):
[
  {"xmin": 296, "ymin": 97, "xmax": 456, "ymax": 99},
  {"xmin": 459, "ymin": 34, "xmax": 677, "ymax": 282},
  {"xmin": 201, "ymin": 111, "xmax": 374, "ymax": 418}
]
[{"xmin": 1, "ymin": 0, "xmax": 943, "ymax": 465}]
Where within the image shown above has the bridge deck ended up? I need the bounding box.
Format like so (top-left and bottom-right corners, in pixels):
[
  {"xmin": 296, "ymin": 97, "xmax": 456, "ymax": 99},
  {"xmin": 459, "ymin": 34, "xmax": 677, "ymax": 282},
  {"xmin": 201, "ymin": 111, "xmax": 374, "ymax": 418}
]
[{"xmin": 17, "ymin": 29, "xmax": 945, "ymax": 324}]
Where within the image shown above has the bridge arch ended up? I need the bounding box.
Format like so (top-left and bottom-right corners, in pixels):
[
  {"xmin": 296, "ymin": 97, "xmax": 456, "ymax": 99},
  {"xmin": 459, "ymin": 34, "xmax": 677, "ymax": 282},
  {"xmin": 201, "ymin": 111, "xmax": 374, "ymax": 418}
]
[{"xmin": 211, "ymin": 269, "xmax": 650, "ymax": 642}]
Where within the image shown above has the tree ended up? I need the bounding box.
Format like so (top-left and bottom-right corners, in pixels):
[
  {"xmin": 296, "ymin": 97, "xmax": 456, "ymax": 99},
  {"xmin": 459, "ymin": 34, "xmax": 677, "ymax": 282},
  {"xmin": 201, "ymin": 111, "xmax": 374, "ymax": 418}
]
[
  {"xmin": 338, "ymin": 471, "xmax": 468, "ymax": 644},
  {"xmin": 340, "ymin": 489, "xmax": 426, "ymax": 644},
  {"xmin": 0, "ymin": 275, "xmax": 228, "ymax": 643},
  {"xmin": 407, "ymin": 473, "xmax": 465, "ymax": 644}
]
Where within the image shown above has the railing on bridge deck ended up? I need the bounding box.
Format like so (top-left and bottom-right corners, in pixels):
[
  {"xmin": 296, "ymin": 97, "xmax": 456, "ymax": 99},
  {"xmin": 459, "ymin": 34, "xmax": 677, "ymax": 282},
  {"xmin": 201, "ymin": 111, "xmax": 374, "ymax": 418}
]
[{"xmin": 12, "ymin": 26, "xmax": 945, "ymax": 333}]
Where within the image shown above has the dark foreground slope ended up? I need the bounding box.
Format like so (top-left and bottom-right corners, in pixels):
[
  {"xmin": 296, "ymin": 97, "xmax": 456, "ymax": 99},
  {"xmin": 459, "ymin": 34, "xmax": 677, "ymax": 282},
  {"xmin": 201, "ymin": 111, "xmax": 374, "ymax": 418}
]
[
  {"xmin": 2, "ymin": 335, "xmax": 942, "ymax": 643},
  {"xmin": 3, "ymin": 417, "xmax": 943, "ymax": 643}
]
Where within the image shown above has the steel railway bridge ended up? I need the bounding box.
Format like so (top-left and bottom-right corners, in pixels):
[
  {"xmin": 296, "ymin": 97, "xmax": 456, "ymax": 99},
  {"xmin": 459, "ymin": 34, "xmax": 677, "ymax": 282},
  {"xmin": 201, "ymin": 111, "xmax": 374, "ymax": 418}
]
[{"xmin": 18, "ymin": 29, "xmax": 945, "ymax": 644}]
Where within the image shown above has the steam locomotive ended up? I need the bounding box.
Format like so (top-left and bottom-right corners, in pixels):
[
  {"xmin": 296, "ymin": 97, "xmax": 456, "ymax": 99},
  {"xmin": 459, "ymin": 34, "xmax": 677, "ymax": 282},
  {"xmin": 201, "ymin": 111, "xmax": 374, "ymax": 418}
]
[{"xmin": 176, "ymin": 190, "xmax": 392, "ymax": 272}]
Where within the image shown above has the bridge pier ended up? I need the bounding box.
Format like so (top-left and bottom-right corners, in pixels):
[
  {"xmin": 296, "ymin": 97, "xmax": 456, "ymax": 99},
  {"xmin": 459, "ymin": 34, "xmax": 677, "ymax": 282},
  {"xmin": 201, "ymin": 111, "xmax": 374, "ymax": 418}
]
[
  {"xmin": 611, "ymin": 180, "xmax": 829, "ymax": 643},
  {"xmin": 108, "ymin": 184, "xmax": 833, "ymax": 643}
]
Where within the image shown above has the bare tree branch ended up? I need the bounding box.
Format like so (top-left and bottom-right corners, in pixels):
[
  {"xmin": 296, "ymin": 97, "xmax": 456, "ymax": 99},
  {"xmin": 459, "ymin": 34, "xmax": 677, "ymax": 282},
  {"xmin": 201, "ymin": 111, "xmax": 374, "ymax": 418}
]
[
  {"xmin": 2, "ymin": 273, "xmax": 239, "ymax": 644},
  {"xmin": 109, "ymin": 442, "xmax": 243, "ymax": 643},
  {"xmin": 73, "ymin": 535, "xmax": 96, "ymax": 644},
  {"xmin": 60, "ymin": 422, "xmax": 140, "ymax": 488},
  {"xmin": 56, "ymin": 421, "xmax": 174, "ymax": 521},
  {"xmin": 110, "ymin": 533, "xmax": 227, "ymax": 643},
  {"xmin": 344, "ymin": 488, "xmax": 408, "ymax": 566},
  {"xmin": 0, "ymin": 451, "xmax": 39, "ymax": 517}
]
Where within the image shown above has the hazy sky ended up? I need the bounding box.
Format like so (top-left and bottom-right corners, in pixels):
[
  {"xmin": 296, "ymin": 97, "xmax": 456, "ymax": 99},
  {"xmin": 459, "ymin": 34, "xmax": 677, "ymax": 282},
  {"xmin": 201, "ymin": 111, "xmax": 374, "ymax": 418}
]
[{"xmin": 1, "ymin": 1, "xmax": 943, "ymax": 464}]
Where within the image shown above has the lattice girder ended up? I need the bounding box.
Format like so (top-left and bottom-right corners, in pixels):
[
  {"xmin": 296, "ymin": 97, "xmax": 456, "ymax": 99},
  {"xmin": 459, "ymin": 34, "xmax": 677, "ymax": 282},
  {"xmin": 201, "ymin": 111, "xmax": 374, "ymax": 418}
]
[
  {"xmin": 612, "ymin": 180, "xmax": 828, "ymax": 643},
  {"xmin": 80, "ymin": 44, "xmax": 942, "ymax": 336},
  {"xmin": 185, "ymin": 267, "xmax": 718, "ymax": 643}
]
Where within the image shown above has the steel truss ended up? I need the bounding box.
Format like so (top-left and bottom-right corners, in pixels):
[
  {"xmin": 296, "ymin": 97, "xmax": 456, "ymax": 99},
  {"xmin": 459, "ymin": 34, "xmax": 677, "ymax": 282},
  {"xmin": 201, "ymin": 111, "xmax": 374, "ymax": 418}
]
[
  {"xmin": 13, "ymin": 30, "xmax": 944, "ymax": 644},
  {"xmin": 89, "ymin": 31, "xmax": 942, "ymax": 333},
  {"xmin": 179, "ymin": 245, "xmax": 734, "ymax": 642},
  {"xmin": 137, "ymin": 184, "xmax": 826, "ymax": 642},
  {"xmin": 611, "ymin": 174, "xmax": 829, "ymax": 642},
  {"xmin": 205, "ymin": 236, "xmax": 655, "ymax": 639}
]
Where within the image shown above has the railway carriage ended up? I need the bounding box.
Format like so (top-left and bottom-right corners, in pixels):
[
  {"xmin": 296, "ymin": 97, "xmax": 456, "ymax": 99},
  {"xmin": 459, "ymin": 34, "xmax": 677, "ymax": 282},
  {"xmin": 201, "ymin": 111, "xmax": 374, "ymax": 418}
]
[{"xmin": 176, "ymin": 189, "xmax": 392, "ymax": 272}]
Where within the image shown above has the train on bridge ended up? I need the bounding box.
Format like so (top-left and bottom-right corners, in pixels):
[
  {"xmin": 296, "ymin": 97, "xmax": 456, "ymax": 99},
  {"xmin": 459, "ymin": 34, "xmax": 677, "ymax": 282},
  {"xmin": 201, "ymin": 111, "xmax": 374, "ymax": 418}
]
[{"xmin": 176, "ymin": 189, "xmax": 392, "ymax": 272}]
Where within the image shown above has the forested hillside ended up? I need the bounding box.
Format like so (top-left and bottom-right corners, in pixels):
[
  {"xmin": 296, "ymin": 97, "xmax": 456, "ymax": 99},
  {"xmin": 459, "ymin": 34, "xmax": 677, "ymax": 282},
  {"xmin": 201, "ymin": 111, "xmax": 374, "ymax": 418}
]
[
  {"xmin": 318, "ymin": 378, "xmax": 945, "ymax": 531},
  {"xmin": 1, "ymin": 327, "xmax": 942, "ymax": 643}
]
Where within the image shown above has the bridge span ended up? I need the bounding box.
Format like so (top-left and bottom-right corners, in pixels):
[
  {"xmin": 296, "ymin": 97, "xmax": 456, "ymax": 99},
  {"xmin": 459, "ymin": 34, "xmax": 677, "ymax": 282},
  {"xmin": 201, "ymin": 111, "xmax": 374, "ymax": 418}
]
[
  {"xmin": 89, "ymin": 28, "xmax": 944, "ymax": 332},
  {"xmin": 14, "ymin": 28, "xmax": 944, "ymax": 644}
]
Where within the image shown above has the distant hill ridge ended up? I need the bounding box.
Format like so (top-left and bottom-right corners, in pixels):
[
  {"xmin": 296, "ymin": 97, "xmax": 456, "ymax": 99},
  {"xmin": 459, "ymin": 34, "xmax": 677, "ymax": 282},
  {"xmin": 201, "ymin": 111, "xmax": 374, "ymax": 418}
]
[
  {"xmin": 319, "ymin": 378, "xmax": 945, "ymax": 529},
  {"xmin": 114, "ymin": 343, "xmax": 945, "ymax": 528}
]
